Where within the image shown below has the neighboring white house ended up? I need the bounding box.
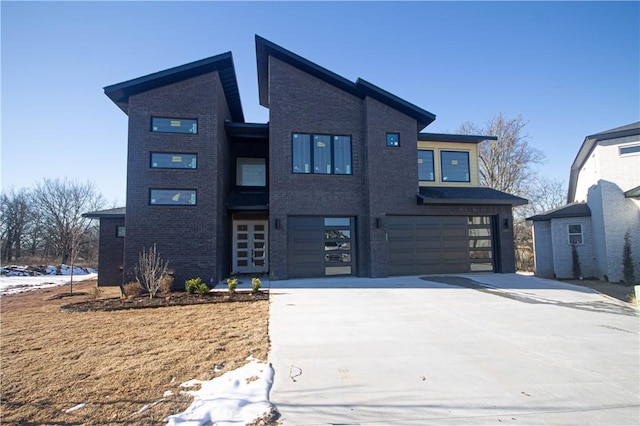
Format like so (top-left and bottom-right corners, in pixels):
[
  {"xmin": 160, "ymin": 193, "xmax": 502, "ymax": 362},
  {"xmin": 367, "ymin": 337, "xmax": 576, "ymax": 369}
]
[{"xmin": 528, "ymin": 122, "xmax": 640, "ymax": 282}]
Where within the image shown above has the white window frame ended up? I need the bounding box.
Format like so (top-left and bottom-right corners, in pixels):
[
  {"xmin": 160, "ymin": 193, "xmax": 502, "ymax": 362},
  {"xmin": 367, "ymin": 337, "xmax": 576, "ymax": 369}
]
[{"xmin": 568, "ymin": 223, "xmax": 583, "ymax": 245}]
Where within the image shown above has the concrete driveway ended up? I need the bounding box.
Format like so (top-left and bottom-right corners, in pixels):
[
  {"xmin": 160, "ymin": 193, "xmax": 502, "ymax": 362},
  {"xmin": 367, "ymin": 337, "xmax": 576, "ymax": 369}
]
[{"xmin": 268, "ymin": 274, "xmax": 639, "ymax": 425}]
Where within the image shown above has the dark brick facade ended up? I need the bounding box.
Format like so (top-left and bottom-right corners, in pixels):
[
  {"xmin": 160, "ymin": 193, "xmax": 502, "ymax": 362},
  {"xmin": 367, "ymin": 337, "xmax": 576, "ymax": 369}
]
[
  {"xmin": 97, "ymin": 37, "xmax": 522, "ymax": 286},
  {"xmin": 123, "ymin": 73, "xmax": 232, "ymax": 287},
  {"xmin": 96, "ymin": 217, "xmax": 125, "ymax": 286},
  {"xmin": 266, "ymin": 57, "xmax": 518, "ymax": 278}
]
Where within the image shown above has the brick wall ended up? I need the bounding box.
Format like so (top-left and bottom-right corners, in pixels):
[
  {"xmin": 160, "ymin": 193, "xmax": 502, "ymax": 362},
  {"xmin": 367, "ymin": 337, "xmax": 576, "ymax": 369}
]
[
  {"xmin": 266, "ymin": 56, "xmax": 519, "ymax": 277},
  {"xmin": 97, "ymin": 217, "xmax": 124, "ymax": 286},
  {"xmin": 123, "ymin": 72, "xmax": 232, "ymax": 288},
  {"xmin": 532, "ymin": 221, "xmax": 554, "ymax": 278},
  {"xmin": 267, "ymin": 57, "xmax": 366, "ymax": 279}
]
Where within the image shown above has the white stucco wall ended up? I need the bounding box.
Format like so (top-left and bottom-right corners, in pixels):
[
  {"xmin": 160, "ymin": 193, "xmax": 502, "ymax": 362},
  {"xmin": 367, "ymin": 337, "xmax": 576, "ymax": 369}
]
[
  {"xmin": 550, "ymin": 217, "xmax": 596, "ymax": 279},
  {"xmin": 589, "ymin": 181, "xmax": 640, "ymax": 282},
  {"xmin": 532, "ymin": 221, "xmax": 554, "ymax": 278},
  {"xmin": 573, "ymin": 135, "xmax": 640, "ymax": 202}
]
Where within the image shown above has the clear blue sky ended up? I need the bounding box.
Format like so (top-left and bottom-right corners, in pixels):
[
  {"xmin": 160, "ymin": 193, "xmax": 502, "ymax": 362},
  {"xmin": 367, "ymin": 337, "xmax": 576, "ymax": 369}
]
[{"xmin": 2, "ymin": 1, "xmax": 638, "ymax": 206}]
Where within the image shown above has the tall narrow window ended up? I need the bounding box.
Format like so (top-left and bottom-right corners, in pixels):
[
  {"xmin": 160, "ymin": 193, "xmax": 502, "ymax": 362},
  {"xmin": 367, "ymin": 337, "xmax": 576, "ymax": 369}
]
[
  {"xmin": 314, "ymin": 135, "xmax": 332, "ymax": 174},
  {"xmin": 441, "ymin": 151, "xmax": 470, "ymax": 182},
  {"xmin": 292, "ymin": 133, "xmax": 312, "ymax": 173},
  {"xmin": 418, "ymin": 150, "xmax": 435, "ymax": 181},
  {"xmin": 333, "ymin": 136, "xmax": 352, "ymax": 174}
]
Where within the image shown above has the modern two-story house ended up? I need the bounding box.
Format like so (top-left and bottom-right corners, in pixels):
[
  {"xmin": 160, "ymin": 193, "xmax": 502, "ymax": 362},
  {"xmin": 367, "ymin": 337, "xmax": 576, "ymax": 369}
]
[
  {"xmin": 528, "ymin": 122, "xmax": 640, "ymax": 282},
  {"xmin": 86, "ymin": 36, "xmax": 527, "ymax": 287}
]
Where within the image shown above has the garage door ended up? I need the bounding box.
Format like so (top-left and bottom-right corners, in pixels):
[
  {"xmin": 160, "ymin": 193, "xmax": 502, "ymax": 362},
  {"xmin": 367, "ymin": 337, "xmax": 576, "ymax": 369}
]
[
  {"xmin": 387, "ymin": 216, "xmax": 494, "ymax": 275},
  {"xmin": 288, "ymin": 216, "xmax": 356, "ymax": 278}
]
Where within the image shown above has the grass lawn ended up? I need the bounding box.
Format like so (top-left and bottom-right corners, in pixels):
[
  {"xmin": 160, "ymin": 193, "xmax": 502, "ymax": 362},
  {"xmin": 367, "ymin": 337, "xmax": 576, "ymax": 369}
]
[{"xmin": 0, "ymin": 279, "xmax": 270, "ymax": 424}]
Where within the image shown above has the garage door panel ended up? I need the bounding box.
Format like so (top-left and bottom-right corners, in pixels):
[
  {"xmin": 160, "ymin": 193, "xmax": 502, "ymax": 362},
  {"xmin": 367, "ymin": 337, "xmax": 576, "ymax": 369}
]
[{"xmin": 388, "ymin": 215, "xmax": 473, "ymax": 276}]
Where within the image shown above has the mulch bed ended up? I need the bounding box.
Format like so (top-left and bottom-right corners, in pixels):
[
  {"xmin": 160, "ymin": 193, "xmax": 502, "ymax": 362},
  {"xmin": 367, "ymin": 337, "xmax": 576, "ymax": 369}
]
[{"xmin": 61, "ymin": 290, "xmax": 269, "ymax": 313}]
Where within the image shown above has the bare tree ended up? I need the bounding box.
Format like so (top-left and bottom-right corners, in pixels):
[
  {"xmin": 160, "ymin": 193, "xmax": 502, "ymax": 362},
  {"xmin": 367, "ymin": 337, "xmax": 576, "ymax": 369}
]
[
  {"xmin": 458, "ymin": 114, "xmax": 565, "ymax": 272},
  {"xmin": 520, "ymin": 177, "xmax": 567, "ymax": 218},
  {"xmin": 135, "ymin": 244, "xmax": 169, "ymax": 299},
  {"xmin": 31, "ymin": 178, "xmax": 105, "ymax": 264},
  {"xmin": 1, "ymin": 188, "xmax": 32, "ymax": 263},
  {"xmin": 458, "ymin": 113, "xmax": 545, "ymax": 196}
]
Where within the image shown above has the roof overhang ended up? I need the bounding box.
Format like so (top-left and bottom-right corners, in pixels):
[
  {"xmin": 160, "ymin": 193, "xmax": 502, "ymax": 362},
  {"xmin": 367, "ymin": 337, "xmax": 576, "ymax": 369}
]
[
  {"xmin": 526, "ymin": 202, "xmax": 591, "ymax": 222},
  {"xmin": 624, "ymin": 185, "xmax": 640, "ymax": 199},
  {"xmin": 225, "ymin": 121, "xmax": 269, "ymax": 140},
  {"xmin": 567, "ymin": 121, "xmax": 640, "ymax": 202},
  {"xmin": 256, "ymin": 35, "xmax": 435, "ymax": 130},
  {"xmin": 226, "ymin": 191, "xmax": 269, "ymax": 211},
  {"xmin": 418, "ymin": 133, "xmax": 497, "ymax": 144},
  {"xmin": 417, "ymin": 187, "xmax": 528, "ymax": 206},
  {"xmin": 83, "ymin": 207, "xmax": 126, "ymax": 219},
  {"xmin": 104, "ymin": 52, "xmax": 244, "ymax": 122}
]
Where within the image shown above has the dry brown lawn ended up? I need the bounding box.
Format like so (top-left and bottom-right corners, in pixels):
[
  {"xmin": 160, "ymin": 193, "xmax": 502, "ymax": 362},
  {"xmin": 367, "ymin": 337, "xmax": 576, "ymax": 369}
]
[{"xmin": 0, "ymin": 279, "xmax": 270, "ymax": 425}]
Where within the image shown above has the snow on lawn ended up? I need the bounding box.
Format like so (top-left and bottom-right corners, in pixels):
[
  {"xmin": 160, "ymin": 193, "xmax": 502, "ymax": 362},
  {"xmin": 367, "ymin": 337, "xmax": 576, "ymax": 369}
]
[
  {"xmin": 0, "ymin": 265, "xmax": 97, "ymax": 295},
  {"xmin": 164, "ymin": 357, "xmax": 277, "ymax": 426}
]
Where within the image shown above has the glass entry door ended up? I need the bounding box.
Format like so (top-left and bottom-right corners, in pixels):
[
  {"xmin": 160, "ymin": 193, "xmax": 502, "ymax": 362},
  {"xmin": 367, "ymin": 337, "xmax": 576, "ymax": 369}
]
[{"xmin": 233, "ymin": 220, "xmax": 268, "ymax": 274}]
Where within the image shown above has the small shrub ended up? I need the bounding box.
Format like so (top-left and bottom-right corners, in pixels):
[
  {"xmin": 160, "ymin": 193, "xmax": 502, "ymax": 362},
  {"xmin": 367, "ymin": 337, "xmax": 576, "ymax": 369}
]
[
  {"xmin": 159, "ymin": 274, "xmax": 174, "ymax": 294},
  {"xmin": 571, "ymin": 243, "xmax": 582, "ymax": 279},
  {"xmin": 227, "ymin": 277, "xmax": 238, "ymax": 295},
  {"xmin": 87, "ymin": 286, "xmax": 103, "ymax": 301},
  {"xmin": 123, "ymin": 281, "xmax": 142, "ymax": 297},
  {"xmin": 185, "ymin": 277, "xmax": 202, "ymax": 294},
  {"xmin": 622, "ymin": 230, "xmax": 635, "ymax": 285},
  {"xmin": 197, "ymin": 282, "xmax": 210, "ymax": 296},
  {"xmin": 251, "ymin": 277, "xmax": 262, "ymax": 293}
]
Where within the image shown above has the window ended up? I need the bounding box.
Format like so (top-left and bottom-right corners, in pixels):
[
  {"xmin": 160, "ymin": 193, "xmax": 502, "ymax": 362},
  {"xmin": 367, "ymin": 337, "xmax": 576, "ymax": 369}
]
[
  {"xmin": 386, "ymin": 133, "xmax": 400, "ymax": 147},
  {"xmin": 323, "ymin": 217, "xmax": 354, "ymax": 276},
  {"xmin": 468, "ymin": 216, "xmax": 494, "ymax": 272},
  {"xmin": 116, "ymin": 226, "xmax": 125, "ymax": 238},
  {"xmin": 236, "ymin": 158, "xmax": 266, "ymax": 187},
  {"xmin": 149, "ymin": 189, "xmax": 196, "ymax": 206},
  {"xmin": 568, "ymin": 224, "xmax": 583, "ymax": 244},
  {"xmin": 151, "ymin": 117, "xmax": 197, "ymax": 134},
  {"xmin": 418, "ymin": 150, "xmax": 435, "ymax": 181},
  {"xmin": 150, "ymin": 152, "xmax": 197, "ymax": 169},
  {"xmin": 620, "ymin": 145, "xmax": 640, "ymax": 155},
  {"xmin": 441, "ymin": 151, "xmax": 470, "ymax": 182},
  {"xmin": 292, "ymin": 133, "xmax": 352, "ymax": 175}
]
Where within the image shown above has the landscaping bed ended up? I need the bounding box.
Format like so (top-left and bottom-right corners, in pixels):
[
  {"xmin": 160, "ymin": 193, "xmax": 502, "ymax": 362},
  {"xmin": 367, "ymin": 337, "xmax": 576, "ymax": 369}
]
[{"xmin": 61, "ymin": 289, "xmax": 269, "ymax": 312}]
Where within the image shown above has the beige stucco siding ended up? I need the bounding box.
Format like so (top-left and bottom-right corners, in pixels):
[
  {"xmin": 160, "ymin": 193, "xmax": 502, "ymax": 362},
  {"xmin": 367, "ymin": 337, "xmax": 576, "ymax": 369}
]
[{"xmin": 417, "ymin": 141, "xmax": 479, "ymax": 187}]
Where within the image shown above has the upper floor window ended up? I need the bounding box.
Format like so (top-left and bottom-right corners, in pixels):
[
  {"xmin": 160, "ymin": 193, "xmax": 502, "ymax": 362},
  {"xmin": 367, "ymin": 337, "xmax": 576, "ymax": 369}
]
[
  {"xmin": 150, "ymin": 152, "xmax": 197, "ymax": 169},
  {"xmin": 151, "ymin": 117, "xmax": 198, "ymax": 134},
  {"xmin": 568, "ymin": 224, "xmax": 583, "ymax": 245},
  {"xmin": 386, "ymin": 133, "xmax": 400, "ymax": 147},
  {"xmin": 149, "ymin": 189, "xmax": 196, "ymax": 206},
  {"xmin": 441, "ymin": 151, "xmax": 470, "ymax": 182},
  {"xmin": 116, "ymin": 226, "xmax": 126, "ymax": 238},
  {"xmin": 237, "ymin": 157, "xmax": 266, "ymax": 187},
  {"xmin": 620, "ymin": 144, "xmax": 640, "ymax": 155},
  {"xmin": 292, "ymin": 133, "xmax": 352, "ymax": 175},
  {"xmin": 418, "ymin": 150, "xmax": 435, "ymax": 181}
]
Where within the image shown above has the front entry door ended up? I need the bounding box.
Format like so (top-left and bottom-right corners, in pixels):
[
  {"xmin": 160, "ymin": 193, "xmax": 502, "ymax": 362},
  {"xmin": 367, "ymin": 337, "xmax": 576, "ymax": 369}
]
[{"xmin": 233, "ymin": 220, "xmax": 268, "ymax": 274}]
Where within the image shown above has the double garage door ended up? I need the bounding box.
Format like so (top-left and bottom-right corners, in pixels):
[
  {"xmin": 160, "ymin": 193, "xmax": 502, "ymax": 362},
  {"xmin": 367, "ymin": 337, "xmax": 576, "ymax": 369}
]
[{"xmin": 388, "ymin": 216, "xmax": 495, "ymax": 276}]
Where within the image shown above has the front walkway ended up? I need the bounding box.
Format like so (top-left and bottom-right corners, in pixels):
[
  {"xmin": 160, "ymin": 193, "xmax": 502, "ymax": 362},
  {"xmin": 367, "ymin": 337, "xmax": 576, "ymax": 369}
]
[{"xmin": 268, "ymin": 274, "xmax": 639, "ymax": 425}]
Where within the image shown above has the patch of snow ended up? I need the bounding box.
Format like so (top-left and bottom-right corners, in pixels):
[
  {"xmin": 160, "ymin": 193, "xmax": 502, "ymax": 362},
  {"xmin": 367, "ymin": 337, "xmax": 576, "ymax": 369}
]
[
  {"xmin": 64, "ymin": 402, "xmax": 87, "ymax": 413},
  {"xmin": 0, "ymin": 265, "xmax": 98, "ymax": 295},
  {"xmin": 165, "ymin": 359, "xmax": 276, "ymax": 426}
]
